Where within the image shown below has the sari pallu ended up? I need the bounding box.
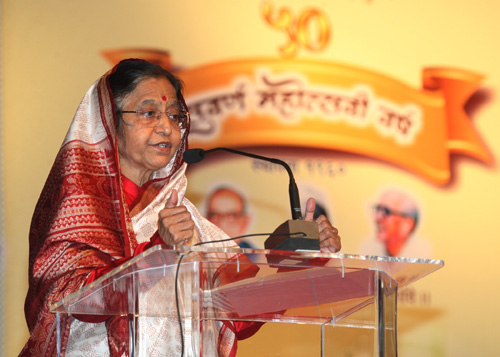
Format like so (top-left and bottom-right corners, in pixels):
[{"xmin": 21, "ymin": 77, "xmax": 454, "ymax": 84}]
[{"xmin": 21, "ymin": 64, "xmax": 250, "ymax": 356}]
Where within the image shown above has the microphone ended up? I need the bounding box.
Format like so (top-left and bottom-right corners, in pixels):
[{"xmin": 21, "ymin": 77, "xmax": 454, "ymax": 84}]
[
  {"xmin": 183, "ymin": 147, "xmax": 320, "ymax": 251},
  {"xmin": 183, "ymin": 148, "xmax": 207, "ymax": 164}
]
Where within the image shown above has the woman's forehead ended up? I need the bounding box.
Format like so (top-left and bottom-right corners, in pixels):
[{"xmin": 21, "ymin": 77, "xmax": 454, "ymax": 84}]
[
  {"xmin": 136, "ymin": 98, "xmax": 179, "ymax": 108},
  {"xmin": 125, "ymin": 77, "xmax": 177, "ymax": 104}
]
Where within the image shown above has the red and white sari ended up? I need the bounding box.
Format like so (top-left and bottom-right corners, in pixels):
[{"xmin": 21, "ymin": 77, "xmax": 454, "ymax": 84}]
[{"xmin": 21, "ymin": 65, "xmax": 258, "ymax": 356}]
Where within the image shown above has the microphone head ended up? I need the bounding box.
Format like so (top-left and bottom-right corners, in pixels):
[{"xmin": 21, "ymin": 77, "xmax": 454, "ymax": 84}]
[{"xmin": 183, "ymin": 148, "xmax": 206, "ymax": 164}]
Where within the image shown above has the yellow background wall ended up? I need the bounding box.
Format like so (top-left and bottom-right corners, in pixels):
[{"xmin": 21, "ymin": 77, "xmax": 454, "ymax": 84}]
[{"xmin": 2, "ymin": 0, "xmax": 500, "ymax": 356}]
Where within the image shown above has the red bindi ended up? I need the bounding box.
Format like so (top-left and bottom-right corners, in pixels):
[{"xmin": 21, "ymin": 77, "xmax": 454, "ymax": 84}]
[{"xmin": 162, "ymin": 95, "xmax": 167, "ymax": 101}]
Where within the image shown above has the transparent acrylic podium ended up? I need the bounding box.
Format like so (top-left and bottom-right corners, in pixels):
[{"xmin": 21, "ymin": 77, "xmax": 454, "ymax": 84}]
[{"xmin": 50, "ymin": 246, "xmax": 444, "ymax": 356}]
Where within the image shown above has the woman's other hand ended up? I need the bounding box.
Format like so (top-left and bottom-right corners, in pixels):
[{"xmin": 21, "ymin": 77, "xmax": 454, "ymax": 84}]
[
  {"xmin": 158, "ymin": 189, "xmax": 195, "ymax": 246},
  {"xmin": 304, "ymin": 198, "xmax": 341, "ymax": 253}
]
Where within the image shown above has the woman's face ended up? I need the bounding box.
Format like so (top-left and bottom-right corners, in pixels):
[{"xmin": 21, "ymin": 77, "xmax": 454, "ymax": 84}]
[{"xmin": 117, "ymin": 77, "xmax": 182, "ymax": 186}]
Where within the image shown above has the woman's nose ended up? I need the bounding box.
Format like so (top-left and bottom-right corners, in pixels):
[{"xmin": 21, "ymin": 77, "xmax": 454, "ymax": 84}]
[{"xmin": 154, "ymin": 115, "xmax": 173, "ymax": 135}]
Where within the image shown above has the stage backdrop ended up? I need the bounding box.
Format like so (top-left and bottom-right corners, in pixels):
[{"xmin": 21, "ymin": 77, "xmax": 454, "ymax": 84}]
[{"xmin": 3, "ymin": 0, "xmax": 500, "ymax": 356}]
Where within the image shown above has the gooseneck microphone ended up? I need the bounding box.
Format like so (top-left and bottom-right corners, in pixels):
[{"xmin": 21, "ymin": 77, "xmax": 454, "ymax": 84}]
[{"xmin": 184, "ymin": 147, "xmax": 303, "ymax": 220}]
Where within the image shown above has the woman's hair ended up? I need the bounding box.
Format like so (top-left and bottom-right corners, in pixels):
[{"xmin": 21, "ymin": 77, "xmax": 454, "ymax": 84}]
[{"xmin": 108, "ymin": 59, "xmax": 184, "ymax": 128}]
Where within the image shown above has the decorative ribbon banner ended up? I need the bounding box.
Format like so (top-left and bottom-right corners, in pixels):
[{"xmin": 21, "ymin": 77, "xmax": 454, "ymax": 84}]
[{"xmin": 178, "ymin": 59, "xmax": 490, "ymax": 185}]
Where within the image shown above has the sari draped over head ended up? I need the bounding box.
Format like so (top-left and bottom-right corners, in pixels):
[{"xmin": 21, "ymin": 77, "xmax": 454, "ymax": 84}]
[{"xmin": 21, "ymin": 63, "xmax": 253, "ymax": 356}]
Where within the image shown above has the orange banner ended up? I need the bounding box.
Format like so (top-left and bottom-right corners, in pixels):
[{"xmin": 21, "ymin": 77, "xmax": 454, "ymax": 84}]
[{"xmin": 178, "ymin": 58, "xmax": 490, "ymax": 185}]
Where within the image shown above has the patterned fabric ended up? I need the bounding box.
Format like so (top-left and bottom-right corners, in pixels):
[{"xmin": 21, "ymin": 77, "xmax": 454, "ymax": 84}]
[{"xmin": 21, "ymin": 65, "xmax": 245, "ymax": 356}]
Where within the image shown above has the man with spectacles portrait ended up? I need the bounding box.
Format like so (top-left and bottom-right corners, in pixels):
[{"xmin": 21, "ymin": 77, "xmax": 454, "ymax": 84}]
[
  {"xmin": 206, "ymin": 186, "xmax": 255, "ymax": 249},
  {"xmin": 360, "ymin": 188, "xmax": 432, "ymax": 258}
]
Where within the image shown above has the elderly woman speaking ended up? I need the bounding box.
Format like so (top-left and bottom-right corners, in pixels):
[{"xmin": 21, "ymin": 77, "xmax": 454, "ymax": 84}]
[{"xmin": 21, "ymin": 59, "xmax": 341, "ymax": 356}]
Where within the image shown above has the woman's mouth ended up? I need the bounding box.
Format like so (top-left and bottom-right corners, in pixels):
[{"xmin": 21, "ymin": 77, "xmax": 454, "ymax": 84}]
[{"xmin": 153, "ymin": 142, "xmax": 172, "ymax": 152}]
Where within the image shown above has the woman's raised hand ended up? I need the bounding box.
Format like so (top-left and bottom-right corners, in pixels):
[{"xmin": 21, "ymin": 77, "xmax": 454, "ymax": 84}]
[
  {"xmin": 158, "ymin": 189, "xmax": 195, "ymax": 246},
  {"xmin": 303, "ymin": 198, "xmax": 341, "ymax": 253}
]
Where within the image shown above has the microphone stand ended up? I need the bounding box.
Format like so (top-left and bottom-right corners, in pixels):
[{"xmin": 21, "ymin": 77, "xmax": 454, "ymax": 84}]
[{"xmin": 184, "ymin": 148, "xmax": 320, "ymax": 251}]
